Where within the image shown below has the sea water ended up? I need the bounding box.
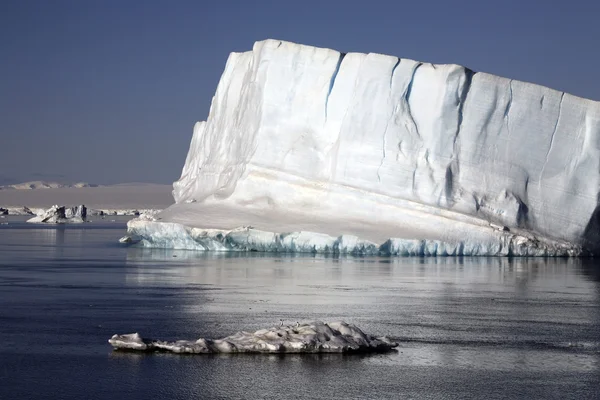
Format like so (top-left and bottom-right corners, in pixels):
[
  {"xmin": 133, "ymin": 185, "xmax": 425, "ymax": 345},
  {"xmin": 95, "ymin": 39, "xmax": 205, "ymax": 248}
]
[{"xmin": 0, "ymin": 221, "xmax": 599, "ymax": 399}]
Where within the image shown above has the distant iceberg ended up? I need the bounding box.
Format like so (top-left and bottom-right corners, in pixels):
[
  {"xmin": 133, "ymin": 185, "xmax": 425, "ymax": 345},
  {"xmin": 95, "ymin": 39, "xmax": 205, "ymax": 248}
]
[
  {"xmin": 0, "ymin": 206, "xmax": 38, "ymax": 216},
  {"xmin": 89, "ymin": 208, "xmax": 160, "ymax": 217},
  {"xmin": 0, "ymin": 181, "xmax": 99, "ymax": 190},
  {"xmin": 27, "ymin": 205, "xmax": 87, "ymax": 224},
  {"xmin": 22, "ymin": 205, "xmax": 162, "ymax": 223},
  {"xmin": 122, "ymin": 39, "xmax": 600, "ymax": 256},
  {"xmin": 109, "ymin": 321, "xmax": 398, "ymax": 354}
]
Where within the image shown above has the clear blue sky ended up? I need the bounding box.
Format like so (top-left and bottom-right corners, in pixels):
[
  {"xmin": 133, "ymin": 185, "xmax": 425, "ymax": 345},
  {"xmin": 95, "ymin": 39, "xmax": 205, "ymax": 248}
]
[{"xmin": 1, "ymin": 0, "xmax": 599, "ymax": 185}]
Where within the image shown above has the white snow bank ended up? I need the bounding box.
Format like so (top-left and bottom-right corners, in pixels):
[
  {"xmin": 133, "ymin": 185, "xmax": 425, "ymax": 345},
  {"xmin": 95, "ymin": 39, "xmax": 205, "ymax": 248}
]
[
  {"xmin": 27, "ymin": 205, "xmax": 87, "ymax": 223},
  {"xmin": 162, "ymin": 39, "xmax": 600, "ymax": 254},
  {"xmin": 108, "ymin": 321, "xmax": 397, "ymax": 354}
]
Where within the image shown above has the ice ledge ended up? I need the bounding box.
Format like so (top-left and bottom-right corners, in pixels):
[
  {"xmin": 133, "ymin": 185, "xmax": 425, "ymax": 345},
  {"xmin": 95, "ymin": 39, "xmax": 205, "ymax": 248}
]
[{"xmin": 120, "ymin": 219, "xmax": 584, "ymax": 257}]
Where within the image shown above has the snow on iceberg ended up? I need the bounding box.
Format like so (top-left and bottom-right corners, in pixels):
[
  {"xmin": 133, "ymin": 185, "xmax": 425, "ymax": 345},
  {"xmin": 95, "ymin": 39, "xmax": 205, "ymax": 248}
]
[
  {"xmin": 125, "ymin": 39, "xmax": 600, "ymax": 255},
  {"xmin": 27, "ymin": 205, "xmax": 87, "ymax": 223},
  {"xmin": 108, "ymin": 321, "xmax": 398, "ymax": 354}
]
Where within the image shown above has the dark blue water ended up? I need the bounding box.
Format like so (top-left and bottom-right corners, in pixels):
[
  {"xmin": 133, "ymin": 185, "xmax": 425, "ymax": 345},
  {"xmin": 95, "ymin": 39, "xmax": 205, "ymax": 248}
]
[{"xmin": 1, "ymin": 221, "xmax": 599, "ymax": 399}]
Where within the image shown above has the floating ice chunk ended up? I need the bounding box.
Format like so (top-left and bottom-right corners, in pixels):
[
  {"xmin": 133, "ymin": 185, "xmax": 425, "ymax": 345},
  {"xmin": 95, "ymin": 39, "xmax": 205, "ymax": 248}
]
[{"xmin": 108, "ymin": 321, "xmax": 398, "ymax": 354}]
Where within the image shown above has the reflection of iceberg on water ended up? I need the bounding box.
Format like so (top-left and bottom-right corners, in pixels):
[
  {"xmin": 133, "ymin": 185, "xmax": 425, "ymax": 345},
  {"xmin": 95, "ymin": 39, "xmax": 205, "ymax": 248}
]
[{"xmin": 109, "ymin": 321, "xmax": 397, "ymax": 354}]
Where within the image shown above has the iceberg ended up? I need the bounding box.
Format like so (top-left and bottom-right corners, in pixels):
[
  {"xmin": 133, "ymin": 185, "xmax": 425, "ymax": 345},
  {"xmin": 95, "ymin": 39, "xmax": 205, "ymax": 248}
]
[
  {"xmin": 0, "ymin": 181, "xmax": 99, "ymax": 190},
  {"xmin": 27, "ymin": 205, "xmax": 87, "ymax": 223},
  {"xmin": 0, "ymin": 206, "xmax": 38, "ymax": 216},
  {"xmin": 108, "ymin": 321, "xmax": 398, "ymax": 354},
  {"xmin": 89, "ymin": 208, "xmax": 160, "ymax": 217},
  {"xmin": 124, "ymin": 39, "xmax": 600, "ymax": 256}
]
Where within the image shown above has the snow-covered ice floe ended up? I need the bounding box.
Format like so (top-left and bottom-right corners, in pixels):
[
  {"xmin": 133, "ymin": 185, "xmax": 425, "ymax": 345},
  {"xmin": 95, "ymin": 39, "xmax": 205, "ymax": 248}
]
[
  {"xmin": 121, "ymin": 39, "xmax": 600, "ymax": 255},
  {"xmin": 109, "ymin": 321, "xmax": 398, "ymax": 354}
]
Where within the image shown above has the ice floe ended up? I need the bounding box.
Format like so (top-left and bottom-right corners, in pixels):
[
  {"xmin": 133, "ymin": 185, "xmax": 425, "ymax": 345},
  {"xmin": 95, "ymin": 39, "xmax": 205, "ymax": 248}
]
[{"xmin": 109, "ymin": 321, "xmax": 398, "ymax": 354}]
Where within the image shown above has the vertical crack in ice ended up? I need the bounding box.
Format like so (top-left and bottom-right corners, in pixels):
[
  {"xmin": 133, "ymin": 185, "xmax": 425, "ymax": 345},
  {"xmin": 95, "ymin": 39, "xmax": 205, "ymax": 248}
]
[
  {"xmin": 377, "ymin": 107, "xmax": 397, "ymax": 182},
  {"xmin": 378, "ymin": 59, "xmax": 401, "ymax": 183},
  {"xmin": 522, "ymin": 173, "xmax": 531, "ymax": 226},
  {"xmin": 411, "ymin": 169, "xmax": 417, "ymax": 193},
  {"xmin": 328, "ymin": 56, "xmax": 365, "ymax": 180},
  {"xmin": 454, "ymin": 68, "xmax": 474, "ymax": 147},
  {"xmin": 377, "ymin": 127, "xmax": 387, "ymax": 183},
  {"xmin": 404, "ymin": 62, "xmax": 422, "ymax": 140},
  {"xmin": 397, "ymin": 140, "xmax": 404, "ymax": 158},
  {"xmin": 539, "ymin": 92, "xmax": 564, "ymax": 193},
  {"xmin": 446, "ymin": 68, "xmax": 475, "ymax": 206},
  {"xmin": 390, "ymin": 58, "xmax": 400, "ymax": 89},
  {"xmin": 504, "ymin": 80, "xmax": 513, "ymax": 136},
  {"xmin": 325, "ymin": 53, "xmax": 346, "ymax": 122},
  {"xmin": 404, "ymin": 62, "xmax": 422, "ymax": 192}
]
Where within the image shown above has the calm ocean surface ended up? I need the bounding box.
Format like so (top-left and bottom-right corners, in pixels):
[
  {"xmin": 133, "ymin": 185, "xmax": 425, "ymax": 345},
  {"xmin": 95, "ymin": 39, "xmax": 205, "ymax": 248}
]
[{"xmin": 0, "ymin": 220, "xmax": 599, "ymax": 399}]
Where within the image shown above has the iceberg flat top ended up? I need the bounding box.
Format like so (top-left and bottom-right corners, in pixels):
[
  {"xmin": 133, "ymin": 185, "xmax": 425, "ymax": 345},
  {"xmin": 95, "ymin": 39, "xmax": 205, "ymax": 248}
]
[{"xmin": 128, "ymin": 39, "xmax": 600, "ymax": 255}]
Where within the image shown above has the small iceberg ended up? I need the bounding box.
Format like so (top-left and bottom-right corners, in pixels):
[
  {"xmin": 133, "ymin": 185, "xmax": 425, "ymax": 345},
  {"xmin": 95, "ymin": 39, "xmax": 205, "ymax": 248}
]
[
  {"xmin": 27, "ymin": 205, "xmax": 87, "ymax": 224},
  {"xmin": 108, "ymin": 321, "xmax": 398, "ymax": 354}
]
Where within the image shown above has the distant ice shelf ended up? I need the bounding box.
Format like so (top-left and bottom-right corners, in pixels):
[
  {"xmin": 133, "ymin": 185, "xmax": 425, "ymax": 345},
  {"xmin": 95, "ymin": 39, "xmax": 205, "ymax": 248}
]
[
  {"xmin": 109, "ymin": 321, "xmax": 398, "ymax": 354},
  {"xmin": 122, "ymin": 39, "xmax": 600, "ymax": 255}
]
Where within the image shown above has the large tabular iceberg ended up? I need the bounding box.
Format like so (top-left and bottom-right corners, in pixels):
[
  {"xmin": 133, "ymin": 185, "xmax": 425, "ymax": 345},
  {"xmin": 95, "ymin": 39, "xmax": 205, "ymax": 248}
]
[{"xmin": 124, "ymin": 39, "xmax": 600, "ymax": 256}]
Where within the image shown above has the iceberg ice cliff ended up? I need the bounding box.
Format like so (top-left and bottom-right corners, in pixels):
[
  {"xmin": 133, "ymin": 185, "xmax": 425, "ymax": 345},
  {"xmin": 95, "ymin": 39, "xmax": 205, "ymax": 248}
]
[{"xmin": 125, "ymin": 39, "xmax": 600, "ymax": 256}]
